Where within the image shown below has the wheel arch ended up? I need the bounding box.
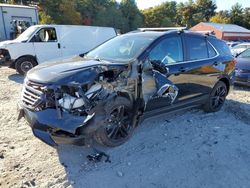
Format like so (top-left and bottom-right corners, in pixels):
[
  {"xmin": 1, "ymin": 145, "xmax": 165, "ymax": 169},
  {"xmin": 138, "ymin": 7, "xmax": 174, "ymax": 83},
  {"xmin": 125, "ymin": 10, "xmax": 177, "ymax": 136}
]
[
  {"xmin": 218, "ymin": 77, "xmax": 230, "ymax": 95},
  {"xmin": 14, "ymin": 55, "xmax": 38, "ymax": 69}
]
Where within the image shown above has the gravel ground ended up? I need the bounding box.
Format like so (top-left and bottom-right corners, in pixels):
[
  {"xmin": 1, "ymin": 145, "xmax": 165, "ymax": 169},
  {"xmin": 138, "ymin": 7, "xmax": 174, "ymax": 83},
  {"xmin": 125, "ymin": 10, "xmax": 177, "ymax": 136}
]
[{"xmin": 0, "ymin": 67, "xmax": 250, "ymax": 188}]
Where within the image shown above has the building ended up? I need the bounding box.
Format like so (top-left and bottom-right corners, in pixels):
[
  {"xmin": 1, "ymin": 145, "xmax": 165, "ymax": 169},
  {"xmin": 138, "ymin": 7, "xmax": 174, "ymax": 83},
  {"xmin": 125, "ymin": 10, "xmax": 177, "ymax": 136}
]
[
  {"xmin": 190, "ymin": 22, "xmax": 250, "ymax": 41},
  {"xmin": 0, "ymin": 4, "xmax": 39, "ymax": 41}
]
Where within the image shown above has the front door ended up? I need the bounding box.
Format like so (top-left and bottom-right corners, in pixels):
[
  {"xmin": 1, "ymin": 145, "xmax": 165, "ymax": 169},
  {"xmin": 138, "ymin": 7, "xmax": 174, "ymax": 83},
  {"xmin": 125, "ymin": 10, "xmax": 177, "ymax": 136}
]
[{"xmin": 30, "ymin": 27, "xmax": 62, "ymax": 63}]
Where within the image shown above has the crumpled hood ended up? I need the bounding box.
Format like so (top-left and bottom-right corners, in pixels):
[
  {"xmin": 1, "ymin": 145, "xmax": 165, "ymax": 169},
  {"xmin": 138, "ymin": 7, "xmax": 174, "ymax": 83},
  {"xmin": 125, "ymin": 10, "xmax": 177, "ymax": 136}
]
[
  {"xmin": 27, "ymin": 56, "xmax": 128, "ymax": 84},
  {"xmin": 236, "ymin": 58, "xmax": 250, "ymax": 70}
]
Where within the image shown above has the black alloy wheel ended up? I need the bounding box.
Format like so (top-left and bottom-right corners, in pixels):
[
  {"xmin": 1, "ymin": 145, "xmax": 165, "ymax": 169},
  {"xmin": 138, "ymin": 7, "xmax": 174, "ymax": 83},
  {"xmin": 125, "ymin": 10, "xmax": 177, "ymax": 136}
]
[
  {"xmin": 105, "ymin": 105, "xmax": 132, "ymax": 142},
  {"xmin": 204, "ymin": 81, "xmax": 228, "ymax": 112},
  {"xmin": 94, "ymin": 96, "xmax": 135, "ymax": 147}
]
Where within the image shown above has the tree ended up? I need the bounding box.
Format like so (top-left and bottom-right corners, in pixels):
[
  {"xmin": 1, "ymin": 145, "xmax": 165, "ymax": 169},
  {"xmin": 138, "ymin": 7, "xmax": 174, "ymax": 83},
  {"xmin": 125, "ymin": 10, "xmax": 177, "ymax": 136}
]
[
  {"xmin": 93, "ymin": 1, "xmax": 128, "ymax": 32},
  {"xmin": 195, "ymin": 0, "xmax": 217, "ymax": 21},
  {"xmin": 120, "ymin": 0, "xmax": 143, "ymax": 32},
  {"xmin": 243, "ymin": 8, "xmax": 250, "ymax": 29},
  {"xmin": 230, "ymin": 3, "xmax": 244, "ymax": 26},
  {"xmin": 210, "ymin": 10, "xmax": 230, "ymax": 24},
  {"xmin": 142, "ymin": 1, "xmax": 177, "ymax": 27},
  {"xmin": 40, "ymin": 0, "xmax": 81, "ymax": 25}
]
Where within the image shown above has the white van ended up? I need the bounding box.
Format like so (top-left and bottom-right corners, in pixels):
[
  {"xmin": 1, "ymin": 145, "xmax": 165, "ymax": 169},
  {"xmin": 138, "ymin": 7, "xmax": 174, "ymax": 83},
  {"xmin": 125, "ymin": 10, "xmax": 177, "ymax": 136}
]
[{"xmin": 0, "ymin": 25, "xmax": 117, "ymax": 74}]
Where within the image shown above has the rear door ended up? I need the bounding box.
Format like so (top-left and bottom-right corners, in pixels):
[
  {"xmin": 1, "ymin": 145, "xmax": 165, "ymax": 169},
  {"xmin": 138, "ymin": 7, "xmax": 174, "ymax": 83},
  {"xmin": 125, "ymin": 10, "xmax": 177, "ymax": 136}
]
[
  {"xmin": 30, "ymin": 27, "xmax": 62, "ymax": 63},
  {"xmin": 144, "ymin": 33, "xmax": 218, "ymax": 111},
  {"xmin": 170, "ymin": 34, "xmax": 219, "ymax": 102}
]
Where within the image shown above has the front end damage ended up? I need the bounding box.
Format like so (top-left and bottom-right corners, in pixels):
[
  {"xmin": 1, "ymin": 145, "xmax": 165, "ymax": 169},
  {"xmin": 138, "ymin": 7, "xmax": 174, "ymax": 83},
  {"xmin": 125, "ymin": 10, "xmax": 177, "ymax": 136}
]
[
  {"xmin": 18, "ymin": 63, "xmax": 138, "ymax": 146},
  {"xmin": 18, "ymin": 57, "xmax": 179, "ymax": 147},
  {"xmin": 0, "ymin": 49, "xmax": 11, "ymax": 66}
]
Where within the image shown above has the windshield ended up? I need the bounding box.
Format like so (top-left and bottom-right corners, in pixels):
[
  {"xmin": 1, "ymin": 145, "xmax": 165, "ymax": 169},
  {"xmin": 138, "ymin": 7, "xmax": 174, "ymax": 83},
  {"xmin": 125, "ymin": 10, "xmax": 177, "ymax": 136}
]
[
  {"xmin": 15, "ymin": 26, "xmax": 39, "ymax": 42},
  {"xmin": 85, "ymin": 34, "xmax": 156, "ymax": 62},
  {"xmin": 238, "ymin": 48, "xmax": 250, "ymax": 58}
]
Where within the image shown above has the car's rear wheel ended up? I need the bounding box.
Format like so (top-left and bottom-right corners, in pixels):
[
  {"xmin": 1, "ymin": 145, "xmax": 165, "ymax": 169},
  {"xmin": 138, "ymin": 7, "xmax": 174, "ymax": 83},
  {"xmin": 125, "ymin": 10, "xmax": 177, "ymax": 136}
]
[
  {"xmin": 94, "ymin": 96, "xmax": 135, "ymax": 147},
  {"xmin": 203, "ymin": 81, "xmax": 227, "ymax": 112},
  {"xmin": 15, "ymin": 57, "xmax": 37, "ymax": 75}
]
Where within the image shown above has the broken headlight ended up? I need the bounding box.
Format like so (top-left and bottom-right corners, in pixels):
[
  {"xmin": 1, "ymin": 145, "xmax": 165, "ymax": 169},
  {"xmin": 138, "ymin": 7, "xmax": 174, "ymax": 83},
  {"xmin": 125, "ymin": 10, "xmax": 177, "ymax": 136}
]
[{"xmin": 58, "ymin": 83, "xmax": 104, "ymax": 113}]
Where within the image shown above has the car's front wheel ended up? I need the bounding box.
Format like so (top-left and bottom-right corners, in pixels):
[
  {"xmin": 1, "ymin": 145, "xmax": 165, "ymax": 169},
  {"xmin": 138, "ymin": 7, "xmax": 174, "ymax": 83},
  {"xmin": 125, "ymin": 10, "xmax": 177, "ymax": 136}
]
[
  {"xmin": 203, "ymin": 81, "xmax": 228, "ymax": 112},
  {"xmin": 94, "ymin": 96, "xmax": 136, "ymax": 147}
]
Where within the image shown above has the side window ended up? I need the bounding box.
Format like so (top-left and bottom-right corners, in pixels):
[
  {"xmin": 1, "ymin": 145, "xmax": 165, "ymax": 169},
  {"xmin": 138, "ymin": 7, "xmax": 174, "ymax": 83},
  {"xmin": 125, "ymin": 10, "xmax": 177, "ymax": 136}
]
[
  {"xmin": 207, "ymin": 42, "xmax": 217, "ymax": 58},
  {"xmin": 209, "ymin": 38, "xmax": 232, "ymax": 56},
  {"xmin": 31, "ymin": 28, "xmax": 57, "ymax": 42},
  {"xmin": 149, "ymin": 36, "xmax": 183, "ymax": 64},
  {"xmin": 186, "ymin": 37, "xmax": 208, "ymax": 60}
]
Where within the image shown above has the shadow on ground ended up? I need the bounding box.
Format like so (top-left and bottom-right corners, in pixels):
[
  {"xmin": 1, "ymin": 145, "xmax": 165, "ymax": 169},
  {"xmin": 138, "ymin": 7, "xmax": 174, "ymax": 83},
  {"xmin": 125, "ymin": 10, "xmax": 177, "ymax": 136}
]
[
  {"xmin": 56, "ymin": 98, "xmax": 250, "ymax": 188},
  {"xmin": 8, "ymin": 73, "xmax": 24, "ymax": 84}
]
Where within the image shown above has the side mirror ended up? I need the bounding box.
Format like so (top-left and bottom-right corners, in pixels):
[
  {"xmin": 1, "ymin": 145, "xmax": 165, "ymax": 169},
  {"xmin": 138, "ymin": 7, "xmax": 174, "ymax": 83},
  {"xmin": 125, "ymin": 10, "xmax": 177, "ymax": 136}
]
[
  {"xmin": 234, "ymin": 53, "xmax": 239, "ymax": 58},
  {"xmin": 150, "ymin": 59, "xmax": 169, "ymax": 74}
]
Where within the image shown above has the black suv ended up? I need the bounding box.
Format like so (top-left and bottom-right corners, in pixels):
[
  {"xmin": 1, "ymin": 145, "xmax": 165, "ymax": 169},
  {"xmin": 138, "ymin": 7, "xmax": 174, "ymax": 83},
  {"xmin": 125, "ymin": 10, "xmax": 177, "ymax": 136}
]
[{"xmin": 18, "ymin": 30, "xmax": 235, "ymax": 147}]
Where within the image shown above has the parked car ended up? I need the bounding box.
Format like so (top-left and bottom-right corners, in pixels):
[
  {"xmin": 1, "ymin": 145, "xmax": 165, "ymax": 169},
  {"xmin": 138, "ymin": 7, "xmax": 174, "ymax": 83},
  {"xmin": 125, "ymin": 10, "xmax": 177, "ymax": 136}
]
[
  {"xmin": 231, "ymin": 42, "xmax": 250, "ymax": 56},
  {"xmin": 227, "ymin": 41, "xmax": 240, "ymax": 49},
  {"xmin": 0, "ymin": 25, "xmax": 117, "ymax": 75},
  {"xmin": 18, "ymin": 30, "xmax": 235, "ymax": 147},
  {"xmin": 234, "ymin": 48, "xmax": 250, "ymax": 86}
]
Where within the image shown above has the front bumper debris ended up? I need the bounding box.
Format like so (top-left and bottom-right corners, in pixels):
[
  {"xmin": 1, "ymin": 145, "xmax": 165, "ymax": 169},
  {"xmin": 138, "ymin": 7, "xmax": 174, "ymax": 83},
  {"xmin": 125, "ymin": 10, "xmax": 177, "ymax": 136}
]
[{"xmin": 18, "ymin": 103, "xmax": 91, "ymax": 146}]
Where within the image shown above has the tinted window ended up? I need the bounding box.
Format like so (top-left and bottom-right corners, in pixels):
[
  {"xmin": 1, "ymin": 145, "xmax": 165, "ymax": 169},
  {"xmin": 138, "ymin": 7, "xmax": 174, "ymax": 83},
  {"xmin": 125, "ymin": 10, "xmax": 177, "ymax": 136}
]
[
  {"xmin": 149, "ymin": 36, "xmax": 183, "ymax": 64},
  {"xmin": 209, "ymin": 38, "xmax": 232, "ymax": 56},
  {"xmin": 186, "ymin": 37, "xmax": 208, "ymax": 60},
  {"xmin": 208, "ymin": 42, "xmax": 217, "ymax": 57}
]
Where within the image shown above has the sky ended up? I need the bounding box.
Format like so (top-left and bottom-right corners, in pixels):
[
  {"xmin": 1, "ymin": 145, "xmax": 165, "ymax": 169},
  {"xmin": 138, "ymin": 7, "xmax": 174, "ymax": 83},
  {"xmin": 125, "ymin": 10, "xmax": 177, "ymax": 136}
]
[{"xmin": 117, "ymin": 0, "xmax": 250, "ymax": 11}]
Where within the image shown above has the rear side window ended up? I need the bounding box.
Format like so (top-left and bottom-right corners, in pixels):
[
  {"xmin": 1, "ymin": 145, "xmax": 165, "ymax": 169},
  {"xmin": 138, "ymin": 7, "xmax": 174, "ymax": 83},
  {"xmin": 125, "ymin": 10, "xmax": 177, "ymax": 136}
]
[
  {"xmin": 208, "ymin": 38, "xmax": 232, "ymax": 56},
  {"xmin": 185, "ymin": 37, "xmax": 208, "ymax": 60},
  {"xmin": 208, "ymin": 42, "xmax": 217, "ymax": 58}
]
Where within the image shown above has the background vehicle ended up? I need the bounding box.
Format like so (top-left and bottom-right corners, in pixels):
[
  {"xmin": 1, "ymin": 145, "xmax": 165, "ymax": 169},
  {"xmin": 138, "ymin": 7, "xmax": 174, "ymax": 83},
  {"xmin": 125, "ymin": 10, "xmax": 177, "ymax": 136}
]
[
  {"xmin": 234, "ymin": 48, "xmax": 250, "ymax": 86},
  {"xmin": 0, "ymin": 25, "xmax": 117, "ymax": 75},
  {"xmin": 0, "ymin": 4, "xmax": 38, "ymax": 41},
  {"xmin": 18, "ymin": 31, "xmax": 235, "ymax": 148},
  {"xmin": 231, "ymin": 42, "xmax": 250, "ymax": 56},
  {"xmin": 227, "ymin": 41, "xmax": 240, "ymax": 49}
]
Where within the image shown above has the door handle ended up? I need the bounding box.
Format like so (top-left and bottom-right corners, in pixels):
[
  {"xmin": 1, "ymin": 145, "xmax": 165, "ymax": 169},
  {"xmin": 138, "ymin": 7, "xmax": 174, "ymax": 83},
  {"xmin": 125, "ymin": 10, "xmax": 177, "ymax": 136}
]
[
  {"xmin": 58, "ymin": 43, "xmax": 61, "ymax": 49},
  {"xmin": 214, "ymin": 61, "xmax": 219, "ymax": 66},
  {"xmin": 179, "ymin": 67, "xmax": 187, "ymax": 72}
]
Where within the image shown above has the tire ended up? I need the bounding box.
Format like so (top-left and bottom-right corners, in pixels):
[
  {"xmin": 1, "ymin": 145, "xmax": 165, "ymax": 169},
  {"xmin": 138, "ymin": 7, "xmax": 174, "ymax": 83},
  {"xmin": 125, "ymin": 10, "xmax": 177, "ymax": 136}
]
[
  {"xmin": 94, "ymin": 96, "xmax": 136, "ymax": 147},
  {"xmin": 203, "ymin": 81, "xmax": 228, "ymax": 113},
  {"xmin": 15, "ymin": 57, "xmax": 37, "ymax": 75}
]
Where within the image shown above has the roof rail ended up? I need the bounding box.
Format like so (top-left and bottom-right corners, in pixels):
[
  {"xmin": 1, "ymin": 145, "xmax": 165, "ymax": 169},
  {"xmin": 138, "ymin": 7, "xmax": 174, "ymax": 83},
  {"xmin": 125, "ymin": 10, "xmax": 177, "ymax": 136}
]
[
  {"xmin": 137, "ymin": 27, "xmax": 187, "ymax": 32},
  {"xmin": 191, "ymin": 30, "xmax": 216, "ymax": 36}
]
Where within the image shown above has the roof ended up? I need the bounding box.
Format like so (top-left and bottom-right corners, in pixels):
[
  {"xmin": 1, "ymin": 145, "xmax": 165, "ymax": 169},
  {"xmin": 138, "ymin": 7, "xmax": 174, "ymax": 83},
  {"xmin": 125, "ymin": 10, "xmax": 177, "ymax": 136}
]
[
  {"xmin": 125, "ymin": 31, "xmax": 165, "ymax": 38},
  {"xmin": 0, "ymin": 3, "xmax": 37, "ymax": 9},
  {"xmin": 202, "ymin": 22, "xmax": 250, "ymax": 33}
]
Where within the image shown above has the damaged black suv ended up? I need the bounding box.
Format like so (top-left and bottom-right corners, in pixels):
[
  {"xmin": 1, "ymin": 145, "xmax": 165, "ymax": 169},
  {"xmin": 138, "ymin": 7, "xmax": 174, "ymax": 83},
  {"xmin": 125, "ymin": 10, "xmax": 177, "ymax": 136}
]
[{"xmin": 18, "ymin": 30, "xmax": 235, "ymax": 147}]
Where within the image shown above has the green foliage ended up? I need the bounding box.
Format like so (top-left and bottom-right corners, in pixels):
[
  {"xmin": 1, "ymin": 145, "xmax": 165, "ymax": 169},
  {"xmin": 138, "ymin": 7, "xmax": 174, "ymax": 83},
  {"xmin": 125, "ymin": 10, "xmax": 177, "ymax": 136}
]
[
  {"xmin": 230, "ymin": 3, "xmax": 244, "ymax": 26},
  {"xmin": 39, "ymin": 11, "xmax": 54, "ymax": 24},
  {"xmin": 143, "ymin": 1, "xmax": 177, "ymax": 27},
  {"xmin": 40, "ymin": 0, "xmax": 81, "ymax": 25},
  {"xmin": 2, "ymin": 0, "xmax": 250, "ymax": 31},
  {"xmin": 210, "ymin": 11, "xmax": 230, "ymax": 24},
  {"xmin": 120, "ymin": 0, "xmax": 143, "ymax": 32}
]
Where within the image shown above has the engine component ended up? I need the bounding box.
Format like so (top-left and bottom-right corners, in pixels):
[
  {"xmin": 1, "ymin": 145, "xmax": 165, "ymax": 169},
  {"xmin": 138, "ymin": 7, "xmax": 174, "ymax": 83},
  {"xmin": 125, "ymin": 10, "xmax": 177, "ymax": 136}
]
[{"xmin": 58, "ymin": 94, "xmax": 84, "ymax": 110}]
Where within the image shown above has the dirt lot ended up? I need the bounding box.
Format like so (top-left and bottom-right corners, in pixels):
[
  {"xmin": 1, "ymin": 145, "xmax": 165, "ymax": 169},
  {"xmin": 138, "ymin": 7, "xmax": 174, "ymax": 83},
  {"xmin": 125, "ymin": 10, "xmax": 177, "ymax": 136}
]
[{"xmin": 0, "ymin": 67, "xmax": 250, "ymax": 188}]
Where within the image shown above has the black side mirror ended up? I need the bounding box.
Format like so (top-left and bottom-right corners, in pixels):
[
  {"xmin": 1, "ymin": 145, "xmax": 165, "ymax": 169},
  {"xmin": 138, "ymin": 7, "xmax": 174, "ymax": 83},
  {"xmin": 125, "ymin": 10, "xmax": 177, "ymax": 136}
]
[{"xmin": 150, "ymin": 60, "xmax": 169, "ymax": 74}]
